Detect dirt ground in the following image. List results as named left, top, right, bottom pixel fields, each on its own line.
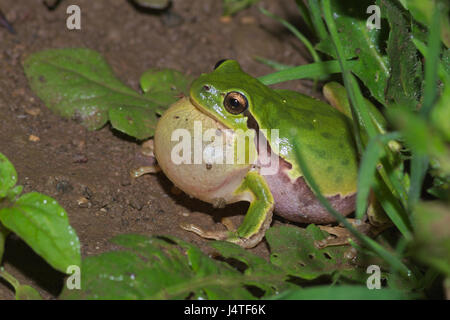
left=0, top=0, right=316, bottom=299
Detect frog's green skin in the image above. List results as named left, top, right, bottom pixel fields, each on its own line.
left=154, top=60, right=358, bottom=248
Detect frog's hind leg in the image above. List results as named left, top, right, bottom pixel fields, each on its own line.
left=181, top=171, right=274, bottom=248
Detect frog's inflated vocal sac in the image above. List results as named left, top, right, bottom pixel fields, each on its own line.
left=153, top=60, right=358, bottom=248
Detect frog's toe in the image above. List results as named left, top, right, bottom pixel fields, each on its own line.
left=130, top=165, right=161, bottom=178
left=179, top=222, right=263, bottom=248
left=220, top=217, right=236, bottom=232
left=180, top=222, right=236, bottom=242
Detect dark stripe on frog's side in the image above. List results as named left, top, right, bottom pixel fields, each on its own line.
left=262, top=155, right=356, bottom=224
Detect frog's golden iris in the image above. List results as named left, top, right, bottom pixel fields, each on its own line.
left=223, top=91, right=248, bottom=115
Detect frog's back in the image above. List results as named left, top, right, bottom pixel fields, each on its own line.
left=253, top=88, right=358, bottom=198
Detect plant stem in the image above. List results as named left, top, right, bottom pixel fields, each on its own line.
left=0, top=267, right=20, bottom=291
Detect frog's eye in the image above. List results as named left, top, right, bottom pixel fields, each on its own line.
left=223, top=91, right=248, bottom=115
left=214, top=59, right=228, bottom=70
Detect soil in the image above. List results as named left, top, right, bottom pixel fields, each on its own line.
left=0, top=0, right=317, bottom=299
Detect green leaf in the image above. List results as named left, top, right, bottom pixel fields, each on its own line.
left=140, top=68, right=192, bottom=107
left=316, top=0, right=390, bottom=104
left=108, top=106, right=157, bottom=140
left=60, top=234, right=286, bottom=299
left=23, top=49, right=190, bottom=140
left=381, top=0, right=422, bottom=108
left=210, top=241, right=295, bottom=296
left=266, top=225, right=365, bottom=281
left=0, top=192, right=81, bottom=273
left=268, top=285, right=411, bottom=300
left=0, top=153, right=17, bottom=198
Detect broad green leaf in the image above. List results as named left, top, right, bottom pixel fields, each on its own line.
left=266, top=225, right=365, bottom=281
left=268, top=285, right=411, bottom=300
left=23, top=49, right=190, bottom=139
left=210, top=241, right=295, bottom=297
left=140, top=68, right=192, bottom=107
left=60, top=234, right=281, bottom=300
left=222, top=0, right=262, bottom=16
left=0, top=153, right=17, bottom=198
left=380, top=0, right=422, bottom=108
left=108, top=106, right=157, bottom=140
left=316, top=0, right=390, bottom=104
left=0, top=192, right=81, bottom=273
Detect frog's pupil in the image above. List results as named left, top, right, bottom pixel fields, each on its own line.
left=231, top=98, right=240, bottom=108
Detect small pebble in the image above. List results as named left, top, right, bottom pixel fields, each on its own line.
left=28, top=134, right=40, bottom=142
left=240, top=16, right=256, bottom=24
left=220, top=16, right=231, bottom=23
left=24, top=107, right=41, bottom=116
left=77, top=197, right=90, bottom=208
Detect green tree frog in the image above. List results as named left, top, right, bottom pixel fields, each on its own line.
left=149, top=60, right=359, bottom=248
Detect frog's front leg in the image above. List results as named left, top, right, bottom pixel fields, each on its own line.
left=130, top=139, right=161, bottom=178
left=181, top=171, right=274, bottom=248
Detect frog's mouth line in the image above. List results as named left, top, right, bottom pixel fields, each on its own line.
left=188, top=95, right=233, bottom=130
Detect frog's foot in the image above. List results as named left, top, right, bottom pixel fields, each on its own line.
left=131, top=165, right=161, bottom=178
left=180, top=209, right=272, bottom=248
left=315, top=218, right=389, bottom=249
left=181, top=171, right=274, bottom=248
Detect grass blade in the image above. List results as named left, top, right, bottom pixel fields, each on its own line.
left=258, top=60, right=356, bottom=85
left=259, top=7, right=321, bottom=63
left=420, top=3, right=441, bottom=118
left=253, top=56, right=293, bottom=71
left=356, top=132, right=401, bottom=219
left=307, top=0, right=328, bottom=41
